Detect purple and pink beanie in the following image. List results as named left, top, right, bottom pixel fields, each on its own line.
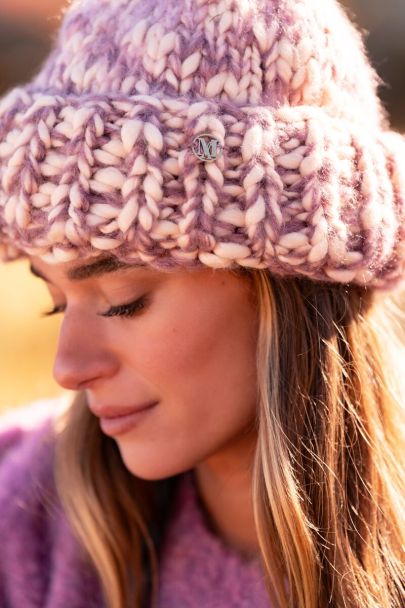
left=0, top=0, right=404, bottom=291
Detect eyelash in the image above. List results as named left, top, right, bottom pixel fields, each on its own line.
left=40, top=296, right=147, bottom=319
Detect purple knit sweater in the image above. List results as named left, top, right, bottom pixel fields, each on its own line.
left=0, top=400, right=270, bottom=607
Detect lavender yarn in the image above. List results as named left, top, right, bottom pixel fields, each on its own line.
left=0, top=0, right=404, bottom=291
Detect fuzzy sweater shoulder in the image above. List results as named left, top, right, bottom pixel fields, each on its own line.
left=0, top=396, right=105, bottom=608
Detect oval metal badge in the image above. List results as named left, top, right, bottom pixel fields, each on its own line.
left=192, top=133, right=223, bottom=162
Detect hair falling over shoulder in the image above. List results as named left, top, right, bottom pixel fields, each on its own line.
left=52, top=270, right=405, bottom=608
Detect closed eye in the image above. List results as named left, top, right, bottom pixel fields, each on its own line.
left=40, top=296, right=148, bottom=319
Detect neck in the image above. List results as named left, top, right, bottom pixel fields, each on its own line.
left=192, top=434, right=260, bottom=561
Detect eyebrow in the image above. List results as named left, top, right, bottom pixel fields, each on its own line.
left=29, top=256, right=137, bottom=284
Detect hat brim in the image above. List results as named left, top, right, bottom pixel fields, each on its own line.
left=0, top=88, right=404, bottom=290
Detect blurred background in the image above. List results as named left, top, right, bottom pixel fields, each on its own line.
left=0, top=0, right=404, bottom=411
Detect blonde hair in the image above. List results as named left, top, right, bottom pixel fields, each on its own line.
left=52, top=270, right=405, bottom=608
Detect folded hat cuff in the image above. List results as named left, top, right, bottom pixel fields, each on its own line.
left=0, top=88, right=404, bottom=291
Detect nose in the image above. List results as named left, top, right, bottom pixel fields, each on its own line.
left=52, top=313, right=119, bottom=391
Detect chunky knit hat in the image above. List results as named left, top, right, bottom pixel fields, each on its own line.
left=0, top=0, right=404, bottom=291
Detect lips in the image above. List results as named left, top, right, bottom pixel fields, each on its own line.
left=89, top=402, right=159, bottom=418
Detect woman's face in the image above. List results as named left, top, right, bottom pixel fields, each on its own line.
left=29, top=254, right=260, bottom=480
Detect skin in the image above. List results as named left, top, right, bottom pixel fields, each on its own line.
left=29, top=254, right=261, bottom=560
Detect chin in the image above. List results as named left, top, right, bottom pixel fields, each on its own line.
left=116, top=445, right=193, bottom=481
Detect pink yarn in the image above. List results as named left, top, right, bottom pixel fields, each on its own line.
left=0, top=0, right=404, bottom=291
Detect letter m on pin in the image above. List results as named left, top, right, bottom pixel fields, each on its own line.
left=192, top=133, right=223, bottom=162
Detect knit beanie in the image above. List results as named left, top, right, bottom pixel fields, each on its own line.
left=0, top=0, right=404, bottom=291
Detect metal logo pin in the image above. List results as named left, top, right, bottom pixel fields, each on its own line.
left=191, top=133, right=223, bottom=162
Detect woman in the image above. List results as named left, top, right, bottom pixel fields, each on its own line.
left=0, top=0, right=404, bottom=607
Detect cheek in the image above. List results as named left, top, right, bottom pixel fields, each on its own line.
left=112, top=276, right=258, bottom=418
left=138, top=295, right=258, bottom=409
left=134, top=308, right=220, bottom=380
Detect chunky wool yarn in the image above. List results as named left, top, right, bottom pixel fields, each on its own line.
left=0, top=0, right=405, bottom=291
